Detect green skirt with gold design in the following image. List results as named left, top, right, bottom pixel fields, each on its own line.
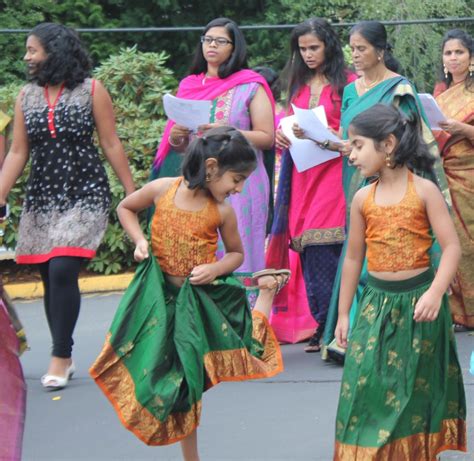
left=335, top=269, right=466, bottom=460
left=90, top=255, right=283, bottom=446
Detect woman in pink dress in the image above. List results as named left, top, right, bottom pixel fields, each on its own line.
left=267, top=18, right=357, bottom=349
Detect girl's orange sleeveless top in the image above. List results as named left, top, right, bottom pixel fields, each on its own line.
left=151, top=177, right=221, bottom=277
left=362, top=171, right=432, bottom=272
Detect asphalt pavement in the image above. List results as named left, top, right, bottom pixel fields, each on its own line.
left=16, top=292, right=473, bottom=461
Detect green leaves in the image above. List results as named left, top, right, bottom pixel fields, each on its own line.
left=87, top=47, right=177, bottom=274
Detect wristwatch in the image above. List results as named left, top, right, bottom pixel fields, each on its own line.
left=321, top=139, right=330, bottom=149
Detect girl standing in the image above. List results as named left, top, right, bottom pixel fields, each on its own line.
left=334, top=105, right=466, bottom=459
left=0, top=23, right=135, bottom=389
left=91, top=127, right=285, bottom=460
left=267, top=18, right=357, bottom=348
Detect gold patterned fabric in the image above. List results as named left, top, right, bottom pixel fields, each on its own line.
left=0, top=110, right=10, bottom=133
left=363, top=171, right=432, bottom=272
left=335, top=269, right=466, bottom=460
left=151, top=177, right=221, bottom=277
left=90, top=256, right=283, bottom=446
left=434, top=82, right=474, bottom=327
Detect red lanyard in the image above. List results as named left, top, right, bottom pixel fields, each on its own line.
left=44, top=83, right=65, bottom=138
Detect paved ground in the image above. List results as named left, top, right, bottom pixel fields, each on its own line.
left=17, top=292, right=473, bottom=460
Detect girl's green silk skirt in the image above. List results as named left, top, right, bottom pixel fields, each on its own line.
left=335, top=269, right=466, bottom=460
left=90, top=256, right=283, bottom=446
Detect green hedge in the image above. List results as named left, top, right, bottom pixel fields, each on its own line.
left=1, top=47, right=177, bottom=274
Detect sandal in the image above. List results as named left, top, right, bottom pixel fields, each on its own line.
left=252, top=268, right=291, bottom=294
left=453, top=323, right=474, bottom=333
left=304, top=324, right=325, bottom=353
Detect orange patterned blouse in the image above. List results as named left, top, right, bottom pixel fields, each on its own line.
left=363, top=171, right=432, bottom=272
left=151, top=177, right=221, bottom=277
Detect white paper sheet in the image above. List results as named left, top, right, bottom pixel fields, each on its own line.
left=280, top=114, right=340, bottom=172
left=291, top=104, right=341, bottom=143
left=163, top=94, right=211, bottom=132
left=418, top=93, right=447, bottom=130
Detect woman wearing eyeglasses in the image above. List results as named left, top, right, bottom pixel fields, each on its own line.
left=152, top=17, right=275, bottom=297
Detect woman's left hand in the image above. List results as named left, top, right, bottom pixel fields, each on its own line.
left=197, top=123, right=221, bottom=133
left=292, top=123, right=305, bottom=139
left=413, top=289, right=442, bottom=322
left=189, top=264, right=218, bottom=285
left=438, top=119, right=464, bottom=136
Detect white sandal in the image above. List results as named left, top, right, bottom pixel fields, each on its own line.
left=41, top=362, right=76, bottom=390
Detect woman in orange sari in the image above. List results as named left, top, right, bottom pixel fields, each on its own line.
left=434, top=29, right=474, bottom=330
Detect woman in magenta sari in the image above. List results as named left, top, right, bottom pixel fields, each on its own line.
left=0, top=281, right=26, bottom=461
left=267, top=18, right=357, bottom=347
left=151, top=18, right=275, bottom=296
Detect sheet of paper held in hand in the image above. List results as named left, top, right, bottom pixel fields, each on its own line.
left=280, top=106, right=340, bottom=172
left=418, top=93, right=447, bottom=130
left=163, top=94, right=211, bottom=132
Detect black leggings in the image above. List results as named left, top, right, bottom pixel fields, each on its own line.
left=38, top=257, right=82, bottom=358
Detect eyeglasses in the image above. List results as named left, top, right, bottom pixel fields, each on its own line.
left=200, top=35, right=233, bottom=47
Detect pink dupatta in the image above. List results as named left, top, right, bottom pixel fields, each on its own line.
left=154, top=69, right=275, bottom=169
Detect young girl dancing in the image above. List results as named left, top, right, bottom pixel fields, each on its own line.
left=90, top=126, right=286, bottom=460
left=334, top=104, right=466, bottom=459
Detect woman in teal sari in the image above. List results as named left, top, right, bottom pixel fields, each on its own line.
left=322, top=21, right=450, bottom=361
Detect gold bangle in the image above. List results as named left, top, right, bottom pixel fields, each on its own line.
left=168, top=135, right=185, bottom=147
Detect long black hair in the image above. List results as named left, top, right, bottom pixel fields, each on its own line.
left=350, top=21, right=400, bottom=73
left=439, top=29, right=473, bottom=92
left=182, top=126, right=257, bottom=190
left=350, top=104, right=435, bottom=174
left=189, top=18, right=248, bottom=79
left=28, top=23, right=92, bottom=89
left=282, top=18, right=348, bottom=106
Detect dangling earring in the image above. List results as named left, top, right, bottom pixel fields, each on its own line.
left=206, top=173, right=211, bottom=182
left=443, top=64, right=448, bottom=79
left=470, top=62, right=474, bottom=78
left=385, top=152, right=392, bottom=168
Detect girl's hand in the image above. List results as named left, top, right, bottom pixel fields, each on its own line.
left=197, top=123, right=221, bottom=133
left=335, top=315, right=350, bottom=349
left=413, top=289, right=442, bottom=322
left=438, top=119, right=463, bottom=136
left=189, top=264, right=218, bottom=285
left=275, top=128, right=291, bottom=150
left=134, top=239, right=149, bottom=262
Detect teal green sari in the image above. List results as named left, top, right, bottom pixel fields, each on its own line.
left=322, top=77, right=450, bottom=360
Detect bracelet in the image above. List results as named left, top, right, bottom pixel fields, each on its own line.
left=168, top=135, right=185, bottom=147
left=321, top=139, right=330, bottom=150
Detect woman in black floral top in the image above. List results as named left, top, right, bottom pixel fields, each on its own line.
left=0, top=23, right=135, bottom=389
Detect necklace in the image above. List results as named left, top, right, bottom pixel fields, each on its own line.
left=361, top=70, right=388, bottom=92
left=44, top=83, right=65, bottom=138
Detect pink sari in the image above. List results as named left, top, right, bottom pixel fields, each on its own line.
left=154, top=69, right=275, bottom=169
left=267, top=76, right=356, bottom=343
left=0, top=297, right=26, bottom=461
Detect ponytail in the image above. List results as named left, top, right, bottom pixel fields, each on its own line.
left=392, top=113, right=434, bottom=172
left=349, top=104, right=434, bottom=174
left=182, top=126, right=257, bottom=189
left=383, top=43, right=400, bottom=73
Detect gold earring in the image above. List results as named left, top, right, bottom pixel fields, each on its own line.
left=443, top=64, right=448, bottom=79
left=385, top=152, right=392, bottom=168
left=206, top=173, right=211, bottom=182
